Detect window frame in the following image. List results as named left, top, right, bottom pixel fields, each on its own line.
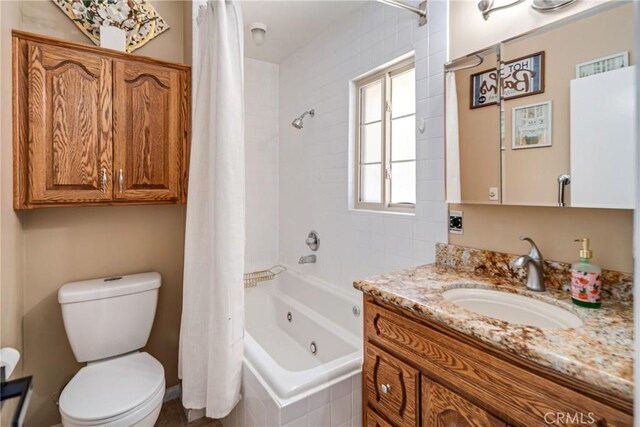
left=354, top=57, right=416, bottom=213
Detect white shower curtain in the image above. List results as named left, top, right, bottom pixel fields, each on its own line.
left=179, top=0, right=245, bottom=418
left=445, top=71, right=461, bottom=203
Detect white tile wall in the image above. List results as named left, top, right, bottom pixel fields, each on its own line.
left=245, top=58, right=280, bottom=272
left=278, top=0, right=449, bottom=295
left=222, top=367, right=362, bottom=427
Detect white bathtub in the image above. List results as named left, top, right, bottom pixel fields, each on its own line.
left=244, top=269, right=362, bottom=406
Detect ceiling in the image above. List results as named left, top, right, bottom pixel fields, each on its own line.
left=241, top=0, right=367, bottom=64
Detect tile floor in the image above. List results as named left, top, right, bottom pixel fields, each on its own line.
left=156, top=399, right=222, bottom=427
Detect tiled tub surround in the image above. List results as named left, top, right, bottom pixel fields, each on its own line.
left=353, top=243, right=633, bottom=401
left=223, top=364, right=362, bottom=427
left=223, top=269, right=362, bottom=427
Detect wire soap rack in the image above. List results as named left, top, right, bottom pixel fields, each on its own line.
left=243, top=265, right=287, bottom=288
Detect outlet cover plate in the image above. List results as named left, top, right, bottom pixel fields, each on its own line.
left=449, top=210, right=463, bottom=235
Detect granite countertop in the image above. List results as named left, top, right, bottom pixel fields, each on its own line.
left=353, top=258, right=634, bottom=402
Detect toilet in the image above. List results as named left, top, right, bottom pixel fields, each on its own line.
left=57, top=272, right=165, bottom=427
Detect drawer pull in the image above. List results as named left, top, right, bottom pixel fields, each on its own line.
left=380, top=384, right=391, bottom=394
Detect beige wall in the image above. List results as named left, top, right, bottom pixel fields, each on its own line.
left=0, top=2, right=189, bottom=426
left=449, top=0, right=634, bottom=273
left=449, top=205, right=633, bottom=272
left=1, top=3, right=25, bottom=426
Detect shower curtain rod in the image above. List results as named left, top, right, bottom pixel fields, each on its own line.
left=445, top=54, right=484, bottom=72
left=377, top=0, right=428, bottom=26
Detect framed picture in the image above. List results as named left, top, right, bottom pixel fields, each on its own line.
left=576, top=52, right=629, bottom=78
left=512, top=101, right=552, bottom=150
left=502, top=51, right=545, bottom=100
left=52, top=0, right=170, bottom=53
left=470, top=68, right=499, bottom=109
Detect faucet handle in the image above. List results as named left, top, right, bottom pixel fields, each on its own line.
left=519, top=236, right=543, bottom=260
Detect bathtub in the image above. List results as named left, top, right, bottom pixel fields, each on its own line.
left=244, top=269, right=362, bottom=406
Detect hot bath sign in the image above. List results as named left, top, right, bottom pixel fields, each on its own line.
left=470, top=51, right=545, bottom=108
left=502, top=51, right=545, bottom=100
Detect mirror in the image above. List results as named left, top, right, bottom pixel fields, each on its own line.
left=445, top=2, right=635, bottom=209
left=445, top=46, right=501, bottom=204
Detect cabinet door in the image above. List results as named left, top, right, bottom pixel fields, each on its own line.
left=113, top=60, right=181, bottom=201
left=422, top=379, right=507, bottom=427
left=365, top=344, right=419, bottom=426
left=27, top=42, right=113, bottom=204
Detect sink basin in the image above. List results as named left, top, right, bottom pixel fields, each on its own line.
left=442, top=288, right=582, bottom=329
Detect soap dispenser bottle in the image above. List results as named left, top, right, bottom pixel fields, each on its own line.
left=570, top=238, right=602, bottom=308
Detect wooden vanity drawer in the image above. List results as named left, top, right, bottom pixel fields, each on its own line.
left=364, top=344, right=419, bottom=426
left=364, top=297, right=633, bottom=426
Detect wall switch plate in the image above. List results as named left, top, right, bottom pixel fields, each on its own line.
left=489, top=187, right=499, bottom=201
left=449, top=210, right=463, bottom=235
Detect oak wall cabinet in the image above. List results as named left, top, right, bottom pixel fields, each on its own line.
left=12, top=31, right=191, bottom=209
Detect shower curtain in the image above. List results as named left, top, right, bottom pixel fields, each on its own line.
left=179, top=0, right=245, bottom=418
left=445, top=71, right=461, bottom=203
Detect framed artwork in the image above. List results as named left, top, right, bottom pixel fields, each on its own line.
left=470, top=68, right=499, bottom=109
left=576, top=52, right=629, bottom=78
left=51, top=0, right=170, bottom=53
left=512, top=101, right=552, bottom=150
left=502, top=51, right=545, bottom=100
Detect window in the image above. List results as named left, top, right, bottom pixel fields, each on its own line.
left=355, top=58, right=416, bottom=212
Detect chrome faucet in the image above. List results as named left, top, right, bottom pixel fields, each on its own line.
left=298, top=254, right=316, bottom=264
left=513, top=237, right=545, bottom=292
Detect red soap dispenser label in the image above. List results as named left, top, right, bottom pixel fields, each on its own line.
left=570, top=270, right=602, bottom=307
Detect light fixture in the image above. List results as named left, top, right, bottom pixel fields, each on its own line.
left=249, top=23, right=267, bottom=46
left=531, top=0, right=579, bottom=13
left=478, top=0, right=526, bottom=20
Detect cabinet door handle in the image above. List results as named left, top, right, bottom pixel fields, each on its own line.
left=380, top=384, right=391, bottom=394
left=101, top=168, right=107, bottom=193
left=557, top=174, right=571, bottom=207
left=118, top=169, right=124, bottom=193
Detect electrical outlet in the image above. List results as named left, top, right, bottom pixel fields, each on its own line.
left=449, top=210, right=463, bottom=235
left=489, top=187, right=499, bottom=201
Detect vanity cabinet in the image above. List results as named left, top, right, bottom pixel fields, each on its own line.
left=362, top=296, right=633, bottom=426
left=13, top=31, right=191, bottom=209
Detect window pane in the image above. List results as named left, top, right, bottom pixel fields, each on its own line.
left=361, top=123, right=382, bottom=163
left=361, top=81, right=382, bottom=123
left=391, top=116, right=416, bottom=161
left=360, top=164, right=381, bottom=203
left=391, top=69, right=415, bottom=118
left=391, top=161, right=416, bottom=204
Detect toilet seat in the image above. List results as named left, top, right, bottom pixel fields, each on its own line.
left=60, top=352, right=165, bottom=426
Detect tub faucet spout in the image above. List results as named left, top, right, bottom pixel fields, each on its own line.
left=299, top=255, right=316, bottom=264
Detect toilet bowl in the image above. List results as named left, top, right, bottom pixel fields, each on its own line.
left=59, top=352, right=165, bottom=427
left=58, top=273, right=164, bottom=427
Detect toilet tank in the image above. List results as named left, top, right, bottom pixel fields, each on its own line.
left=58, top=272, right=161, bottom=363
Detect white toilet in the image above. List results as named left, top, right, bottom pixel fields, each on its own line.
left=57, top=272, right=165, bottom=427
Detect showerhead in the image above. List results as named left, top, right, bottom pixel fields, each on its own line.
left=292, top=109, right=315, bottom=129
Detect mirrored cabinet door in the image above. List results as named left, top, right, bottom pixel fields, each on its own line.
left=446, top=46, right=501, bottom=204
left=444, top=1, right=635, bottom=209
left=500, top=2, right=634, bottom=207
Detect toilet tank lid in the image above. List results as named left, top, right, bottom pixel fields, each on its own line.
left=58, top=272, right=161, bottom=304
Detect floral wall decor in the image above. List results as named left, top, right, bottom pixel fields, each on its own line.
left=52, top=0, right=170, bottom=53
